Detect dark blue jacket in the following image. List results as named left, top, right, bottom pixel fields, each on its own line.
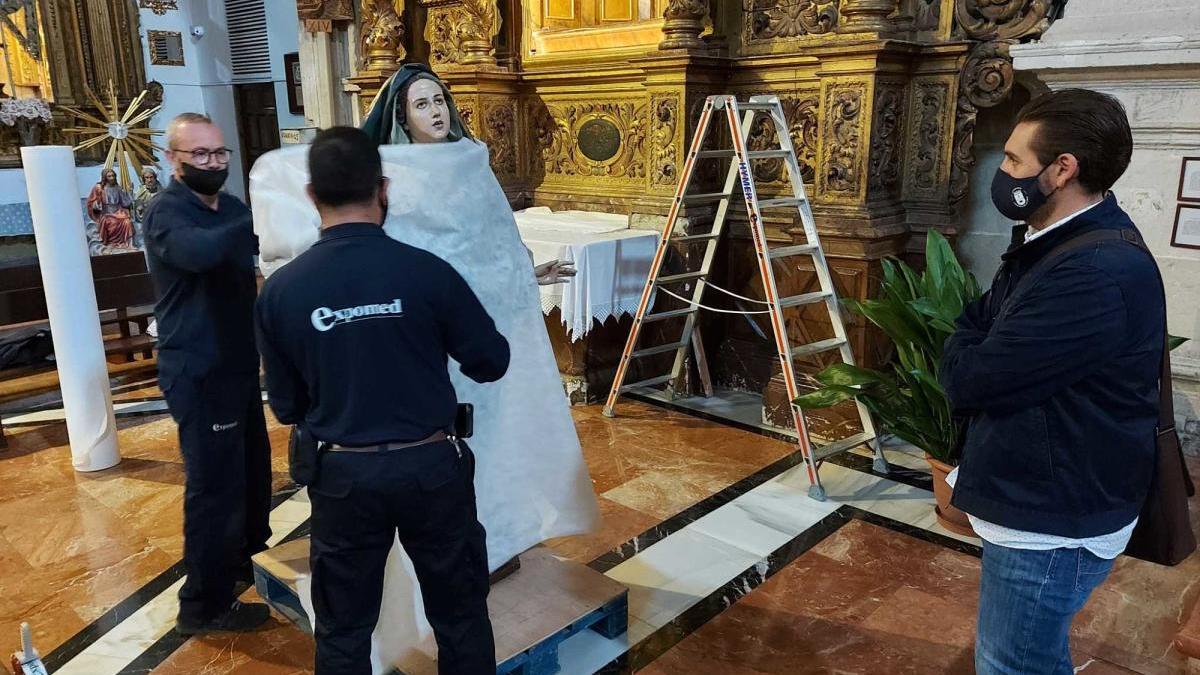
left=942, top=194, right=1164, bottom=538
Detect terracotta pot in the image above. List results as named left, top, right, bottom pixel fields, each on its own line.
left=925, top=454, right=977, bottom=538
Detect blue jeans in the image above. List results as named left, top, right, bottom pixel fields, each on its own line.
left=976, top=540, right=1115, bottom=674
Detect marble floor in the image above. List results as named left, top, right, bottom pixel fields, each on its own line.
left=1, top=379, right=1198, bottom=674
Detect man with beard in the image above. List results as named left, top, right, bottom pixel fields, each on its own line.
left=941, top=90, right=1166, bottom=674
left=144, top=113, right=273, bottom=635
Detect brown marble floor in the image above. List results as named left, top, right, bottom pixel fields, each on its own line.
left=4, top=385, right=1199, bottom=675
left=641, top=475, right=1200, bottom=675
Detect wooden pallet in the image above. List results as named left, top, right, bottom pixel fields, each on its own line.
left=253, top=538, right=628, bottom=675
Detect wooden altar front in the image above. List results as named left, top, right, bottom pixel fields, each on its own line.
left=299, top=0, right=1064, bottom=417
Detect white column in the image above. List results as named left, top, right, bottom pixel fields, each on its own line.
left=21, top=146, right=120, bottom=472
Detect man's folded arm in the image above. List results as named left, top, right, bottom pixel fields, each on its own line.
left=940, top=263, right=1126, bottom=413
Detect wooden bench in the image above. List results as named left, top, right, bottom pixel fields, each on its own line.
left=0, top=252, right=159, bottom=448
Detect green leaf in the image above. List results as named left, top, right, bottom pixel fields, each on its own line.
left=815, top=363, right=888, bottom=387
left=1169, top=334, right=1189, bottom=351
left=793, top=385, right=861, bottom=409
left=925, top=230, right=952, bottom=293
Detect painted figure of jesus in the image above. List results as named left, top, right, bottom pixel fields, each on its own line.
left=87, top=168, right=135, bottom=248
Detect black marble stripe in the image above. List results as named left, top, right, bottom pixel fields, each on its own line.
left=587, top=440, right=813, bottom=573
left=615, top=507, right=853, bottom=671
left=601, top=505, right=980, bottom=672
left=115, top=631, right=187, bottom=674
left=625, top=391, right=934, bottom=492
left=846, top=505, right=982, bottom=558
left=39, top=483, right=304, bottom=672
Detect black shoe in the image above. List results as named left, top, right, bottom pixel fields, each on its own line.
left=175, top=601, right=270, bottom=636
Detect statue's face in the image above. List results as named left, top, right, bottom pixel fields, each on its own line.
left=102, top=170, right=116, bottom=185
left=405, top=79, right=450, bottom=144
left=142, top=171, right=157, bottom=186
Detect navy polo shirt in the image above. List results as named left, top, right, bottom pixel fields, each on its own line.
left=143, top=180, right=260, bottom=383
left=254, top=222, right=510, bottom=446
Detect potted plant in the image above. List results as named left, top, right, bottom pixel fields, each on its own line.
left=0, top=97, right=53, bottom=147
left=793, top=230, right=981, bottom=536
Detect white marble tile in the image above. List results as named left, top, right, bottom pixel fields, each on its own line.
left=606, top=528, right=761, bottom=630
left=83, top=578, right=183, bottom=660
left=54, top=503, right=312, bottom=672
left=47, top=652, right=131, bottom=675
left=687, top=476, right=840, bottom=558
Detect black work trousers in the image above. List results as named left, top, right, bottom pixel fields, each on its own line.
left=163, top=373, right=273, bottom=623
left=309, top=440, right=495, bottom=675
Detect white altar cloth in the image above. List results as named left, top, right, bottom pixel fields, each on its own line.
left=514, top=208, right=659, bottom=341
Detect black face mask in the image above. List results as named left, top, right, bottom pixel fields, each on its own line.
left=179, top=163, right=229, bottom=196
left=990, top=163, right=1056, bottom=222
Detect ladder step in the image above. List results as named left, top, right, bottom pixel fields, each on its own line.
left=738, top=102, right=777, bottom=111
left=642, top=307, right=698, bottom=323
left=681, top=192, right=730, bottom=203
left=671, top=232, right=719, bottom=243
left=778, top=291, right=831, bottom=308
left=768, top=244, right=818, bottom=259
left=811, top=432, right=875, bottom=462
left=758, top=198, right=803, bottom=209
left=790, top=337, right=846, bottom=358
left=618, top=374, right=674, bottom=393
left=696, top=149, right=791, bottom=160
left=631, top=341, right=689, bottom=359
left=656, top=271, right=706, bottom=285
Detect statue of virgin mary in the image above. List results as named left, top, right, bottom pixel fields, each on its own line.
left=249, top=64, right=599, bottom=673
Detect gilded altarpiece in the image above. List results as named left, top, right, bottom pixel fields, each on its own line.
left=1, top=0, right=146, bottom=166
left=320, top=0, right=1065, bottom=407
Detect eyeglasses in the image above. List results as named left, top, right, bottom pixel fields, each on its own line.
left=171, top=147, right=233, bottom=165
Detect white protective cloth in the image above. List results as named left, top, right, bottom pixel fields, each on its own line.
left=250, top=140, right=600, bottom=672
left=514, top=208, right=659, bottom=341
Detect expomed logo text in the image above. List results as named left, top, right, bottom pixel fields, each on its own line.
left=311, top=299, right=404, bottom=332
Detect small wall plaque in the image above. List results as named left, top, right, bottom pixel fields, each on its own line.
left=1179, top=157, right=1200, bottom=203
left=1172, top=204, right=1200, bottom=250
left=578, top=118, right=621, bottom=162
left=148, top=30, right=185, bottom=66
left=284, top=53, right=303, bottom=115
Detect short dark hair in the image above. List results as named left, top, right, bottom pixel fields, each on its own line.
left=308, top=126, right=383, bottom=207
left=1016, top=89, right=1132, bottom=194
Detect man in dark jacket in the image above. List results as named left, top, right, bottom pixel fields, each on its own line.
left=145, top=113, right=272, bottom=635
left=255, top=127, right=509, bottom=675
left=941, top=89, right=1164, bottom=674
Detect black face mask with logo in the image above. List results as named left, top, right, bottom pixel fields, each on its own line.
left=179, top=163, right=229, bottom=196
left=990, top=163, right=1056, bottom=222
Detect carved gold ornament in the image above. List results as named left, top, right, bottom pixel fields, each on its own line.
left=955, top=0, right=1054, bottom=41
left=137, top=0, right=178, bottom=15
left=748, top=0, right=838, bottom=41
left=60, top=81, right=163, bottom=190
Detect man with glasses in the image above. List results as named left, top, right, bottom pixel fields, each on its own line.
left=144, top=112, right=273, bottom=635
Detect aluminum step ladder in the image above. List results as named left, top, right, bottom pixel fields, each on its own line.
left=602, top=94, right=887, bottom=501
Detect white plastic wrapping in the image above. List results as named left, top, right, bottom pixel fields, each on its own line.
left=21, top=146, right=120, bottom=472
left=251, top=140, right=599, bottom=671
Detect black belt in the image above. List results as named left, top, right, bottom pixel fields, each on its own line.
left=325, top=430, right=448, bottom=453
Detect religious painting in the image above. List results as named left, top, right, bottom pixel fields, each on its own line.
left=1178, top=157, right=1200, bottom=203
left=1172, top=204, right=1200, bottom=251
